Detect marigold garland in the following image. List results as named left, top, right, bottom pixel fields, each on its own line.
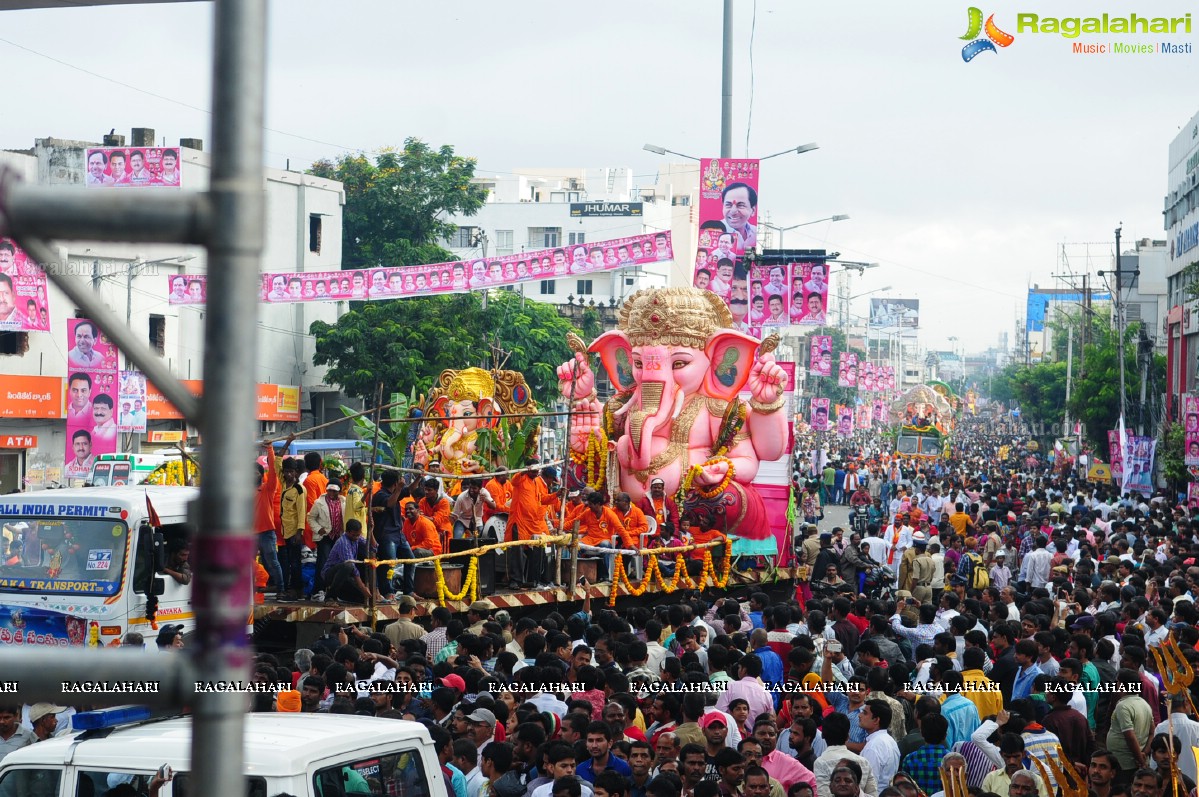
left=606, top=541, right=732, bottom=605
left=435, top=555, right=479, bottom=605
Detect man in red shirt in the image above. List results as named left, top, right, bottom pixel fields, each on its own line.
left=636, top=477, right=679, bottom=531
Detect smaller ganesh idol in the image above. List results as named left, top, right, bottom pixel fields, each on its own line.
left=428, top=368, right=500, bottom=496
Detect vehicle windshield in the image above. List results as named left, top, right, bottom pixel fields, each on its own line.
left=0, top=517, right=129, bottom=596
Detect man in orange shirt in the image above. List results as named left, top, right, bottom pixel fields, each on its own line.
left=418, top=478, right=452, bottom=547
left=254, top=444, right=284, bottom=599
left=300, top=451, right=328, bottom=549
left=403, top=501, right=442, bottom=557
left=483, top=473, right=512, bottom=522
left=507, top=460, right=558, bottom=589
left=614, top=492, right=649, bottom=548
left=577, top=492, right=627, bottom=582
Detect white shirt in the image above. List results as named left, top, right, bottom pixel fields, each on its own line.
left=1154, top=713, right=1199, bottom=783
left=860, top=728, right=900, bottom=788
left=533, top=781, right=594, bottom=797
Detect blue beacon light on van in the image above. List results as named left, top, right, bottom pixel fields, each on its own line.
left=72, top=706, right=152, bottom=730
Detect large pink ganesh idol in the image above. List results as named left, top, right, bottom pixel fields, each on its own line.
left=556, top=287, right=787, bottom=539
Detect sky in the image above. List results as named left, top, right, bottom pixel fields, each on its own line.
left=1, top=0, right=1196, bottom=354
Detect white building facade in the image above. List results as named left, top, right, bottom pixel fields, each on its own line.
left=442, top=165, right=697, bottom=312
left=0, top=134, right=347, bottom=490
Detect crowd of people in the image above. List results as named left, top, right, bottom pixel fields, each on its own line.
left=7, top=408, right=1198, bottom=797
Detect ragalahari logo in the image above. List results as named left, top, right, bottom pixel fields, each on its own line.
left=960, top=7, right=1015, bottom=61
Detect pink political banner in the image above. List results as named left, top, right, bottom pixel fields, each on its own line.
left=232, top=231, right=674, bottom=305
left=1188, top=482, right=1199, bottom=510
left=873, top=399, right=887, bottom=426
left=65, top=319, right=119, bottom=481
left=697, top=158, right=760, bottom=259
left=1107, top=429, right=1124, bottom=483
left=748, top=264, right=791, bottom=327
left=861, top=362, right=876, bottom=392
left=85, top=146, right=183, bottom=188
left=1185, top=394, right=1199, bottom=466
left=855, top=404, right=872, bottom=431
left=794, top=262, right=830, bottom=326
left=118, top=371, right=147, bottom=433
left=809, top=335, right=832, bottom=377
left=838, top=353, right=858, bottom=388
left=836, top=405, right=854, bottom=437
left=810, top=398, right=830, bottom=432
left=167, top=274, right=207, bottom=306
left=0, top=238, right=50, bottom=332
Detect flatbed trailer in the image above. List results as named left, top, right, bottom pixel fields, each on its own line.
left=252, top=565, right=800, bottom=650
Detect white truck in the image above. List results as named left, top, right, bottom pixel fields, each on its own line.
left=0, top=706, right=446, bottom=797
left=0, top=487, right=197, bottom=647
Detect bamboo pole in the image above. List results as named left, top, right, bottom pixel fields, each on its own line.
left=366, top=381, right=383, bottom=631
left=563, top=354, right=583, bottom=591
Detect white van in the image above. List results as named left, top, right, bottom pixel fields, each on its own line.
left=0, top=707, right=446, bottom=797
left=0, top=487, right=197, bottom=647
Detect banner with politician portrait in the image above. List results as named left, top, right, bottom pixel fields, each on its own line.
left=228, top=231, right=673, bottom=305
left=85, top=146, right=183, bottom=188
left=118, top=371, right=148, bottom=433
left=1185, top=394, right=1199, bottom=467
left=873, top=399, right=887, bottom=427
left=809, top=336, right=832, bottom=378
left=65, top=319, right=118, bottom=482
left=836, top=405, right=855, bottom=437
left=860, top=362, right=876, bottom=392
left=748, top=264, right=790, bottom=326
left=0, top=238, right=50, bottom=332
left=855, top=404, right=872, bottom=431
left=1188, top=482, right=1199, bottom=510
left=696, top=158, right=760, bottom=261
left=794, top=262, right=829, bottom=326
left=869, top=298, right=920, bottom=328
left=810, top=398, right=831, bottom=432
left=838, top=353, right=858, bottom=389
left=1121, top=435, right=1155, bottom=495
left=167, top=275, right=208, bottom=306
left=1107, top=430, right=1124, bottom=483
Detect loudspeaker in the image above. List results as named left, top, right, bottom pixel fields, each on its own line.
left=449, top=538, right=496, bottom=595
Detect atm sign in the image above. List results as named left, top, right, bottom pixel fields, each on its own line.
left=0, top=436, right=37, bottom=449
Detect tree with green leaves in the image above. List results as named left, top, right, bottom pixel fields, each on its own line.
left=309, top=138, right=487, bottom=266
left=311, top=290, right=580, bottom=407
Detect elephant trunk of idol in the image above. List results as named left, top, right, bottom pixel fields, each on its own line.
left=621, top=379, right=685, bottom=471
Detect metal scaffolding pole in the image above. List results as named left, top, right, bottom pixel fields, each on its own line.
left=0, top=0, right=267, bottom=789
left=190, top=4, right=268, bottom=797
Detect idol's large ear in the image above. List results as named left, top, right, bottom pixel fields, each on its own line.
left=589, top=331, right=637, bottom=393
left=703, top=330, right=759, bottom=401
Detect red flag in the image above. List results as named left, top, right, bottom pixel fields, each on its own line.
left=145, top=492, right=162, bottom=528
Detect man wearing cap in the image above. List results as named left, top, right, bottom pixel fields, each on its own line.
left=637, top=478, right=679, bottom=531
left=156, top=623, right=185, bottom=651
left=467, top=707, right=498, bottom=763
left=385, top=595, right=425, bottom=646
left=898, top=531, right=925, bottom=594
left=990, top=551, right=1012, bottom=590
left=0, top=705, right=33, bottom=761
left=307, top=479, right=346, bottom=600
left=467, top=600, right=491, bottom=635
left=27, top=703, right=64, bottom=742
left=910, top=536, right=936, bottom=604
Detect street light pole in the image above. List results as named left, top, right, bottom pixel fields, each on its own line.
left=721, top=0, right=733, bottom=157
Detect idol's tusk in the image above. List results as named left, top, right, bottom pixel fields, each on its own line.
left=670, top=390, right=685, bottom=421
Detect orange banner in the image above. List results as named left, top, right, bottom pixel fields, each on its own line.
left=146, top=380, right=300, bottom=422
left=0, top=376, right=63, bottom=418
left=0, top=435, right=37, bottom=448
